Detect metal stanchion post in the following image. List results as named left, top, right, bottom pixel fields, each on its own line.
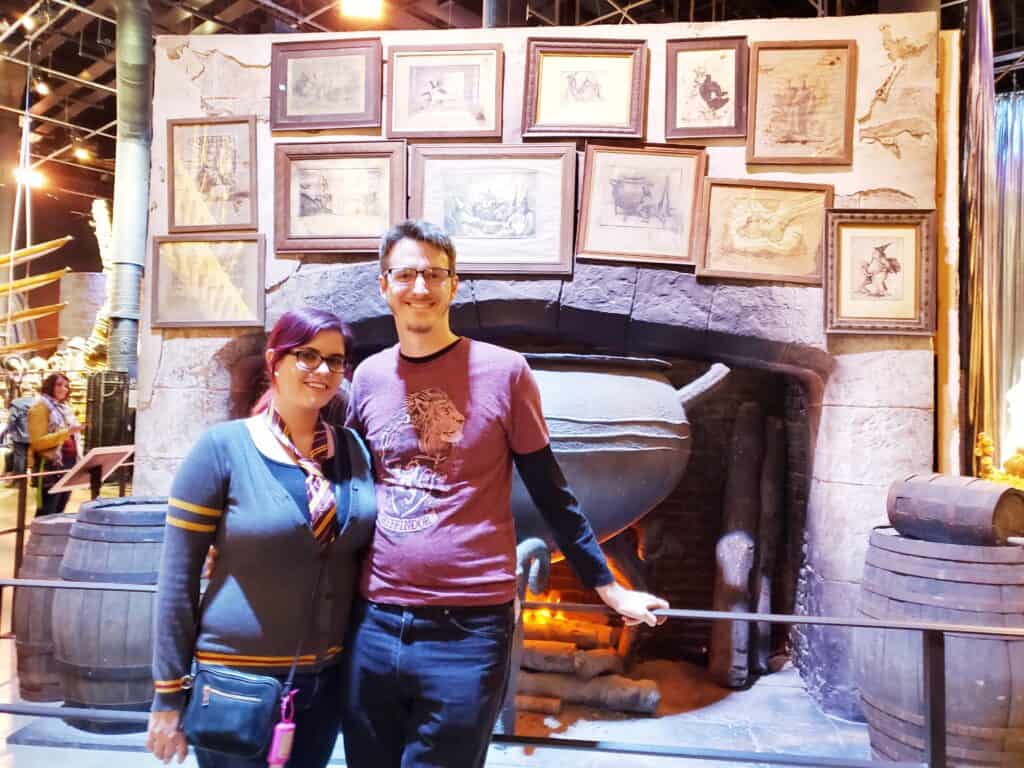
left=14, top=472, right=27, bottom=576
left=922, top=629, right=947, bottom=768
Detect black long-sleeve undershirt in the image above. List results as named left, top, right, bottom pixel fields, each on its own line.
left=512, top=445, right=615, bottom=589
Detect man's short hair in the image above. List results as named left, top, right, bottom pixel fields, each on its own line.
left=379, top=219, right=457, bottom=274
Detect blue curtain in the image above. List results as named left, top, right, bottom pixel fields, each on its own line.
left=996, top=92, right=1024, bottom=462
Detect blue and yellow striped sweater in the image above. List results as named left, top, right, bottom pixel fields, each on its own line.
left=151, top=419, right=376, bottom=711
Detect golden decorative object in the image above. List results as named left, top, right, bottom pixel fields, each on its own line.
left=975, top=432, right=1024, bottom=491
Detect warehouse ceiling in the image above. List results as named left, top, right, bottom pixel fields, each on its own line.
left=0, top=0, right=1019, bottom=201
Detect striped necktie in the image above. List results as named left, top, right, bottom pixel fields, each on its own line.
left=266, top=406, right=339, bottom=549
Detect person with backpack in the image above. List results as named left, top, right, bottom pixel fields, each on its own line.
left=4, top=393, right=35, bottom=480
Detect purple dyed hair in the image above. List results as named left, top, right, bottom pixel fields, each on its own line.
left=251, top=308, right=354, bottom=416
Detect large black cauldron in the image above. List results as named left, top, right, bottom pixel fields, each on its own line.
left=512, top=355, right=728, bottom=549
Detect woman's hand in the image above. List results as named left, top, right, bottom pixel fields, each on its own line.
left=146, top=709, right=188, bottom=764
left=595, top=582, right=670, bottom=627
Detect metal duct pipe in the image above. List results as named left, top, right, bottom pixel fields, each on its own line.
left=109, top=0, right=152, bottom=376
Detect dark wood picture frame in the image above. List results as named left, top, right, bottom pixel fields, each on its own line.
left=577, top=143, right=707, bottom=266
left=409, top=142, right=576, bottom=276
left=826, top=208, right=937, bottom=335
left=747, top=39, right=857, bottom=165
left=521, top=37, right=648, bottom=139
left=386, top=43, right=504, bottom=139
left=167, top=115, right=258, bottom=233
left=274, top=140, right=406, bottom=254
left=665, top=36, right=748, bottom=140
left=151, top=234, right=265, bottom=328
left=270, top=38, right=382, bottom=131
left=695, top=177, right=834, bottom=285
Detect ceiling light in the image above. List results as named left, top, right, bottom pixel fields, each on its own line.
left=73, top=145, right=92, bottom=161
left=33, top=77, right=51, bottom=96
left=339, top=0, right=382, bottom=19
left=21, top=13, right=35, bottom=32
left=13, top=167, right=45, bottom=188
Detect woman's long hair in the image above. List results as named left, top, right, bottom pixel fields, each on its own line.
left=40, top=372, right=70, bottom=402
left=251, top=308, right=354, bottom=421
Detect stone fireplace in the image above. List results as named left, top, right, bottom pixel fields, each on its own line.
left=135, top=12, right=947, bottom=723
left=135, top=260, right=935, bottom=720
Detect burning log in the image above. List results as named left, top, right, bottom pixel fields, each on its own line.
left=518, top=671, right=660, bottom=715
left=521, top=640, right=577, bottom=674
left=753, top=416, right=785, bottom=674
left=523, top=618, right=620, bottom=649
left=515, top=694, right=562, bottom=715
left=573, top=648, right=624, bottom=681
left=709, top=401, right=763, bottom=689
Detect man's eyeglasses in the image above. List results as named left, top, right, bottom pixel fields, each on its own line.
left=288, top=348, right=346, bottom=374
left=383, top=267, right=453, bottom=286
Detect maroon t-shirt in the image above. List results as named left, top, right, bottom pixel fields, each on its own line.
left=347, top=338, right=549, bottom=605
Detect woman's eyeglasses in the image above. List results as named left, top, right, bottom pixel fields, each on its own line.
left=288, top=348, right=346, bottom=374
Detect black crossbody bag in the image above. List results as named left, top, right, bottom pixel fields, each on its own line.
left=181, top=559, right=325, bottom=758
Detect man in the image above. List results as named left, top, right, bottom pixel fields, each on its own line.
left=342, top=219, right=668, bottom=768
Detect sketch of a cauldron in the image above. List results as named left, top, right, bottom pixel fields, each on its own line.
left=609, top=175, right=673, bottom=227
left=512, top=355, right=729, bottom=550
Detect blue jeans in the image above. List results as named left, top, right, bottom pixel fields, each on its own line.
left=341, top=599, right=515, bottom=768
left=194, top=663, right=343, bottom=768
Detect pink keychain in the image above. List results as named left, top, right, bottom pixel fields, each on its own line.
left=267, top=688, right=299, bottom=767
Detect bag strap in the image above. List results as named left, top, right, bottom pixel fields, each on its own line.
left=281, top=554, right=327, bottom=696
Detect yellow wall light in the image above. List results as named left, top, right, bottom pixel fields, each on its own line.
left=340, top=0, right=383, bottom=20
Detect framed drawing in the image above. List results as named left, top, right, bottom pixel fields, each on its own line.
left=387, top=44, right=503, bottom=139
left=270, top=38, right=382, bottom=131
left=167, top=116, right=257, bottom=233
left=695, top=178, right=833, bottom=284
left=826, top=209, right=936, bottom=335
left=747, top=40, right=857, bottom=165
left=577, top=143, right=707, bottom=266
left=666, top=37, right=747, bottom=139
left=274, top=141, right=406, bottom=254
left=151, top=234, right=265, bottom=328
left=409, top=143, right=576, bottom=275
left=521, top=38, right=647, bottom=139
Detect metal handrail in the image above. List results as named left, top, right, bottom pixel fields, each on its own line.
left=1, top=582, right=1019, bottom=766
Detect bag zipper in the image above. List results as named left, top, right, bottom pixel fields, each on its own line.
left=202, top=684, right=263, bottom=706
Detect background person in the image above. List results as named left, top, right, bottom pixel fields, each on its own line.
left=27, top=372, right=81, bottom=516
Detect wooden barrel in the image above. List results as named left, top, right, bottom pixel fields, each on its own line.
left=13, top=514, right=76, bottom=701
left=51, top=497, right=167, bottom=733
left=887, top=473, right=1024, bottom=545
left=855, top=526, right=1024, bottom=766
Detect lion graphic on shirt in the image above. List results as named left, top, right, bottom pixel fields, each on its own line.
left=406, top=387, right=466, bottom=457
left=377, top=387, right=465, bottom=533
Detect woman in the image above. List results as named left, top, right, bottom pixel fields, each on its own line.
left=27, top=372, right=82, bottom=516
left=146, top=308, right=377, bottom=767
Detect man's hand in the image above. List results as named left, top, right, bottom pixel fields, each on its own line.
left=146, top=709, right=188, bottom=764
left=595, top=582, right=669, bottom=627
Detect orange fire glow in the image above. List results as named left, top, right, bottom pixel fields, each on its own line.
left=523, top=589, right=567, bottom=625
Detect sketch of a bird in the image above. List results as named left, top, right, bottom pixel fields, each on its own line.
left=698, top=74, right=730, bottom=111
left=880, top=24, right=929, bottom=62
left=421, top=79, right=448, bottom=105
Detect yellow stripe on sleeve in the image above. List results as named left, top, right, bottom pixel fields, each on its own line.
left=167, top=515, right=217, bottom=533
left=169, top=497, right=223, bottom=518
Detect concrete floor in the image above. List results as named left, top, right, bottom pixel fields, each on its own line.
left=0, top=484, right=872, bottom=767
